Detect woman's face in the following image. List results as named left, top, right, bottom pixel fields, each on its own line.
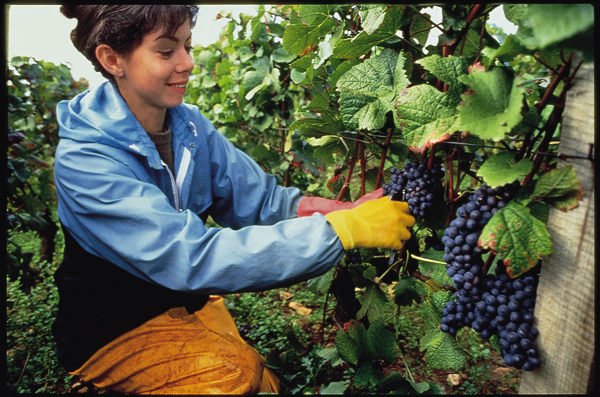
left=115, top=19, right=194, bottom=128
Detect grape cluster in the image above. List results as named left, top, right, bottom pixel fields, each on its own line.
left=438, top=182, right=541, bottom=370
left=383, top=158, right=443, bottom=217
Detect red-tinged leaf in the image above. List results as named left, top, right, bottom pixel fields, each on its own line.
left=479, top=201, right=552, bottom=278
left=548, top=191, right=582, bottom=212
left=531, top=164, right=582, bottom=199
left=327, top=174, right=345, bottom=192
left=395, top=85, right=461, bottom=154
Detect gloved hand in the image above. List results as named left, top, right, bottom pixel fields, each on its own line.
left=297, top=188, right=384, bottom=217
left=324, top=197, right=415, bottom=250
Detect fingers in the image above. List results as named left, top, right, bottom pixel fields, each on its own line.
left=388, top=200, right=415, bottom=243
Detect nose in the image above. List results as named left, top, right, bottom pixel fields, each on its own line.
left=176, top=50, right=195, bottom=74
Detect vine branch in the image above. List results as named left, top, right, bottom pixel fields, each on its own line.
left=337, top=139, right=360, bottom=201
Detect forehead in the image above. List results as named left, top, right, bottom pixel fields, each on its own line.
left=148, top=19, right=192, bottom=43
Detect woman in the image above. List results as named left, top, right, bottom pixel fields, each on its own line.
left=53, top=5, right=414, bottom=394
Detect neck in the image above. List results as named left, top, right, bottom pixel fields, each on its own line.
left=113, top=82, right=167, bottom=133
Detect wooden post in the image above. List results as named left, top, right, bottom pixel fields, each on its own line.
left=519, top=61, right=595, bottom=393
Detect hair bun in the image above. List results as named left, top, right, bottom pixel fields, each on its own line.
left=60, top=5, right=78, bottom=19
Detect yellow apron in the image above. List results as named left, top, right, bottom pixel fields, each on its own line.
left=70, top=296, right=280, bottom=394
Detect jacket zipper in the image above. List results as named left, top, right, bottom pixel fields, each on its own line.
left=176, top=147, right=191, bottom=195
left=162, top=161, right=182, bottom=212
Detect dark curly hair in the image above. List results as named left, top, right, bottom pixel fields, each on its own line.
left=60, top=5, right=199, bottom=82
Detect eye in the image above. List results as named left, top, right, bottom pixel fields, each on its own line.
left=159, top=50, right=174, bottom=58
left=185, top=45, right=193, bottom=53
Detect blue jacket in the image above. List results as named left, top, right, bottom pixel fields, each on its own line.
left=54, top=81, right=344, bottom=295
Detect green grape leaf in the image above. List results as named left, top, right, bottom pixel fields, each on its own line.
left=366, top=318, right=398, bottom=363
left=442, top=8, right=467, bottom=31
left=531, top=164, right=582, bottom=199
left=305, top=93, right=330, bottom=111
left=335, top=321, right=368, bottom=365
left=306, top=266, right=335, bottom=295
left=338, top=49, right=409, bottom=130
left=288, top=136, right=326, bottom=177
left=429, top=290, right=455, bottom=313
left=334, top=331, right=360, bottom=365
left=339, top=92, right=392, bottom=131
left=410, top=13, right=433, bottom=47
left=395, top=85, right=461, bottom=153
left=290, top=54, right=313, bottom=72
left=320, top=380, right=350, bottom=394
left=409, top=380, right=433, bottom=394
left=479, top=201, right=552, bottom=278
left=309, top=136, right=349, bottom=165
left=360, top=4, right=388, bottom=34
left=520, top=4, right=594, bottom=50
left=526, top=200, right=550, bottom=225
left=422, top=300, right=442, bottom=331
left=459, top=21, right=500, bottom=59
left=417, top=249, right=454, bottom=289
left=251, top=143, right=280, bottom=162
left=249, top=15, right=265, bottom=42
left=354, top=362, right=385, bottom=388
left=357, top=284, right=389, bottom=323
left=330, top=59, right=361, bottom=90
left=282, top=5, right=339, bottom=54
left=503, top=4, right=527, bottom=25
left=333, top=5, right=410, bottom=59
left=481, top=34, right=529, bottom=68
left=242, top=56, right=271, bottom=93
left=289, top=111, right=345, bottom=139
left=458, top=67, right=525, bottom=141
left=272, top=47, right=297, bottom=64
left=348, top=262, right=378, bottom=288
left=415, top=55, right=469, bottom=97
left=393, top=276, right=422, bottom=307
left=319, top=380, right=350, bottom=395
left=420, top=329, right=467, bottom=370
left=530, top=164, right=583, bottom=213
left=476, top=151, right=533, bottom=188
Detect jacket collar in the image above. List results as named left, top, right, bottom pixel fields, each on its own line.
left=57, top=81, right=193, bottom=170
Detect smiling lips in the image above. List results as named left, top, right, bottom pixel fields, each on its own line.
left=168, top=82, right=187, bottom=93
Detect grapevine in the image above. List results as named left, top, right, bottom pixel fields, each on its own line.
left=6, top=3, right=590, bottom=394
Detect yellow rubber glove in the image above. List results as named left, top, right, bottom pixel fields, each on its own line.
left=325, top=197, right=415, bottom=250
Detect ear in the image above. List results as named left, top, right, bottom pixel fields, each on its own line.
left=95, top=44, right=124, bottom=78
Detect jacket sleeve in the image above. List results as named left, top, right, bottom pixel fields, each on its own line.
left=54, top=140, right=345, bottom=295
left=197, top=112, right=302, bottom=228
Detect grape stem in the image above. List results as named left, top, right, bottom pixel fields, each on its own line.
left=410, top=254, right=446, bottom=265
left=394, top=312, right=416, bottom=383
left=320, top=291, right=331, bottom=345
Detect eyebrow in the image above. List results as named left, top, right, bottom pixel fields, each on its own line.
left=155, top=33, right=192, bottom=43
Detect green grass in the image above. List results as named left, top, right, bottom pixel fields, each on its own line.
left=7, top=228, right=69, bottom=394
